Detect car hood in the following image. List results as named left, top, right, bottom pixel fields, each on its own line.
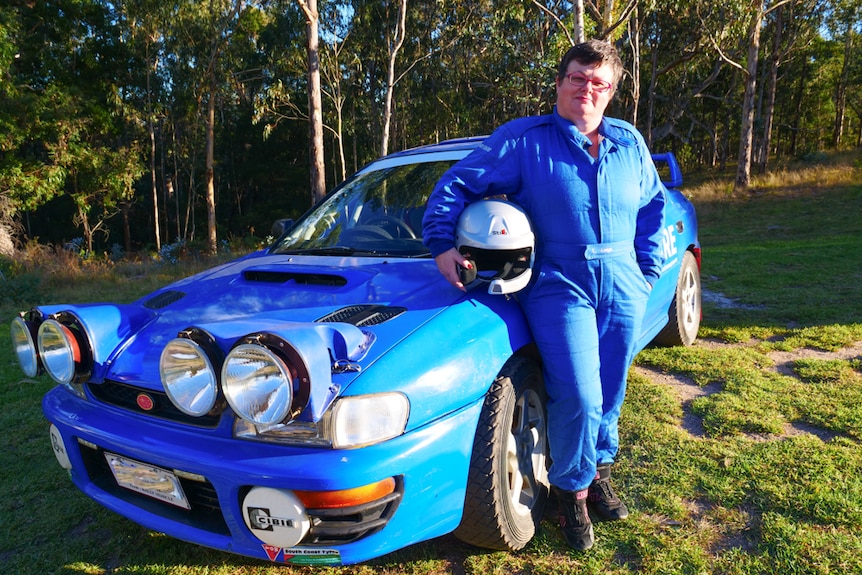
left=35, top=253, right=464, bottom=420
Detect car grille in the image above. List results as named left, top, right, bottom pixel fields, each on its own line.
left=78, top=442, right=230, bottom=535
left=87, top=380, right=223, bottom=428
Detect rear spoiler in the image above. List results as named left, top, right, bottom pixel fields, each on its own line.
left=651, top=152, right=683, bottom=189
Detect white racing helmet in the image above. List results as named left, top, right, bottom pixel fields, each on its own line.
left=455, top=199, right=535, bottom=295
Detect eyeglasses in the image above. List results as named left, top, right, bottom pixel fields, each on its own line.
left=563, top=73, right=612, bottom=93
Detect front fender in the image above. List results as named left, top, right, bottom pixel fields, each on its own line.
left=343, top=293, right=533, bottom=431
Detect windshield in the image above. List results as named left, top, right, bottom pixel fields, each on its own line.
left=271, top=158, right=456, bottom=257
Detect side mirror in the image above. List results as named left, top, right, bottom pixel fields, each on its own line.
left=271, top=218, right=294, bottom=238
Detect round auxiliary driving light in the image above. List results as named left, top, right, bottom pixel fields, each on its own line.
left=160, top=338, right=218, bottom=416
left=11, top=317, right=40, bottom=378
left=37, top=319, right=81, bottom=385
left=242, top=487, right=310, bottom=548
left=222, top=343, right=294, bottom=426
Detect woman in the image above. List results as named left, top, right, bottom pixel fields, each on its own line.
left=422, top=39, right=667, bottom=551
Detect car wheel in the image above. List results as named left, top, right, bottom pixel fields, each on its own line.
left=454, top=356, right=549, bottom=550
left=655, top=250, right=701, bottom=347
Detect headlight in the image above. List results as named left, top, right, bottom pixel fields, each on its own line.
left=160, top=338, right=218, bottom=416
left=331, top=393, right=409, bottom=449
left=11, top=316, right=40, bottom=378
left=233, top=392, right=411, bottom=449
left=223, top=344, right=295, bottom=426
left=37, top=319, right=81, bottom=384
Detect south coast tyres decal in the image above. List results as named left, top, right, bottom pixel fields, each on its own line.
left=261, top=544, right=341, bottom=565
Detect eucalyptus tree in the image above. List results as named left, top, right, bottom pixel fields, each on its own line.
left=458, top=0, right=567, bottom=122
left=825, top=0, right=862, bottom=147
left=380, top=0, right=408, bottom=156
left=753, top=0, right=823, bottom=171
left=629, top=0, right=730, bottom=162
left=732, top=0, right=786, bottom=190
left=111, top=0, right=171, bottom=251
left=295, top=0, right=327, bottom=202
left=163, top=0, right=265, bottom=254
left=846, top=39, right=862, bottom=145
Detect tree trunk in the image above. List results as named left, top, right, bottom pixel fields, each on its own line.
left=628, top=7, right=640, bottom=128
left=735, top=11, right=762, bottom=192
left=122, top=204, right=131, bottom=253
left=601, top=0, right=615, bottom=37
left=298, top=0, right=326, bottom=204
left=325, top=39, right=348, bottom=183
left=205, top=85, right=217, bottom=255
left=380, top=0, right=408, bottom=157
left=788, top=49, right=810, bottom=157
left=77, top=202, right=93, bottom=254
left=645, top=38, right=658, bottom=147
left=756, top=5, right=782, bottom=173
left=149, top=124, right=161, bottom=251
left=574, top=0, right=585, bottom=44
left=832, top=24, right=852, bottom=148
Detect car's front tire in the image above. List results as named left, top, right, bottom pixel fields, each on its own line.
left=655, top=250, right=701, bottom=346
left=454, top=356, right=549, bottom=550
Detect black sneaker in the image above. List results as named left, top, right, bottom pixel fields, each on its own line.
left=555, top=487, right=594, bottom=551
left=587, top=463, right=629, bottom=521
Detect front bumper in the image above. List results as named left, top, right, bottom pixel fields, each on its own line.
left=43, top=385, right=482, bottom=565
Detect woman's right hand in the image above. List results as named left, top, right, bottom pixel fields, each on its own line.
left=434, top=247, right=472, bottom=292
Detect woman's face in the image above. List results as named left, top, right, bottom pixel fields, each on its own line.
left=555, top=60, right=615, bottom=127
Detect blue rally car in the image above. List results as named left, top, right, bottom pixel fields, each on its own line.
left=10, top=137, right=701, bottom=566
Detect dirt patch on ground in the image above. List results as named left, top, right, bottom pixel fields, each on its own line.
left=766, top=341, right=862, bottom=376
left=634, top=339, right=862, bottom=441
left=633, top=362, right=717, bottom=437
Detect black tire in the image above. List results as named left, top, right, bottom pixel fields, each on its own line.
left=454, top=356, right=549, bottom=550
left=655, top=250, right=701, bottom=347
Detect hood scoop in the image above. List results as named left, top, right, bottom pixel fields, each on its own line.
left=242, top=269, right=347, bottom=286
left=144, top=290, right=186, bottom=310
left=317, top=305, right=406, bottom=326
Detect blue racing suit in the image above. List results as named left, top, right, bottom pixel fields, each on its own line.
left=423, top=108, right=667, bottom=492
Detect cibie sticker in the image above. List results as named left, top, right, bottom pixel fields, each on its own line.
left=242, top=487, right=310, bottom=548
left=49, top=424, right=72, bottom=470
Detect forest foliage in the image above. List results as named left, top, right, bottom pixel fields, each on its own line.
left=0, top=0, right=860, bottom=256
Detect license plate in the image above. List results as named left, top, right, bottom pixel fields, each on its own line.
left=105, top=452, right=190, bottom=509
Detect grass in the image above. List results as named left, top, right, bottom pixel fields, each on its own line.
left=1, top=152, right=861, bottom=574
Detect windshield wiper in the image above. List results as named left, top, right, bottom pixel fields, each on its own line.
left=277, top=246, right=358, bottom=256
left=276, top=245, right=432, bottom=258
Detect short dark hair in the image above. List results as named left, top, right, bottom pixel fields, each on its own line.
left=557, top=39, right=624, bottom=87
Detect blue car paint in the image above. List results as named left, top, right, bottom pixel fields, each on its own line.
left=32, top=138, right=699, bottom=565
left=43, top=384, right=483, bottom=565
